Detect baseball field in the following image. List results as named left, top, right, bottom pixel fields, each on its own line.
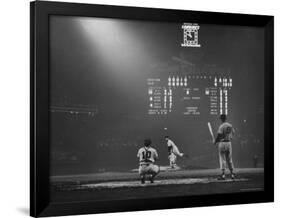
left=50, top=167, right=264, bottom=203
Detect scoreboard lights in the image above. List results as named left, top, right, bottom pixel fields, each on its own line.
left=148, top=74, right=233, bottom=116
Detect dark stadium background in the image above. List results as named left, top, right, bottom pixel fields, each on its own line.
left=49, top=16, right=264, bottom=175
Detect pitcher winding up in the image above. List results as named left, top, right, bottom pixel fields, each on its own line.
left=165, top=136, right=185, bottom=168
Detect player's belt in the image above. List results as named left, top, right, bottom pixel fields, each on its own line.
left=140, top=162, right=152, bottom=166
left=221, top=140, right=230, bottom=142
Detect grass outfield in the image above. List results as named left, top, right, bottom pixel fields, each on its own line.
left=50, top=168, right=264, bottom=203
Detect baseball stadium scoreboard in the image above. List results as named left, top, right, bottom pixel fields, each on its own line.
left=147, top=74, right=233, bottom=116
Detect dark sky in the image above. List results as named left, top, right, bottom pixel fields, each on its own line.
left=50, top=16, right=264, bottom=114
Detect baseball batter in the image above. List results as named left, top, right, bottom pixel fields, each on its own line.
left=214, top=114, right=235, bottom=180
left=165, top=136, right=184, bottom=168
left=137, top=139, right=160, bottom=184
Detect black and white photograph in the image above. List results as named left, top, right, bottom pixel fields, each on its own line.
left=26, top=1, right=274, bottom=217
left=0, top=0, right=279, bottom=218
left=49, top=16, right=266, bottom=202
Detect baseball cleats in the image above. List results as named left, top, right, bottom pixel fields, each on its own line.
left=149, top=175, right=154, bottom=183
left=218, top=174, right=226, bottom=180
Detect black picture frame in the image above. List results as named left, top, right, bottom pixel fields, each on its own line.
left=30, top=1, right=274, bottom=217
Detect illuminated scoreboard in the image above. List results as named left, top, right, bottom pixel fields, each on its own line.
left=147, top=75, right=233, bottom=116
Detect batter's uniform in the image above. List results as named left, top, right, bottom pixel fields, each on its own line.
left=217, top=122, right=234, bottom=171
left=137, top=147, right=160, bottom=175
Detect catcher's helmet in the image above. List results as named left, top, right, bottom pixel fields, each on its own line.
left=144, top=138, right=152, bottom=147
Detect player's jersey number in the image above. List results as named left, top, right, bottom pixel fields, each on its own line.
left=225, top=126, right=232, bottom=134
left=142, top=150, right=151, bottom=160
left=222, top=126, right=232, bottom=140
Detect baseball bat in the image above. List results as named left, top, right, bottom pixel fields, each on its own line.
left=207, top=122, right=215, bottom=143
